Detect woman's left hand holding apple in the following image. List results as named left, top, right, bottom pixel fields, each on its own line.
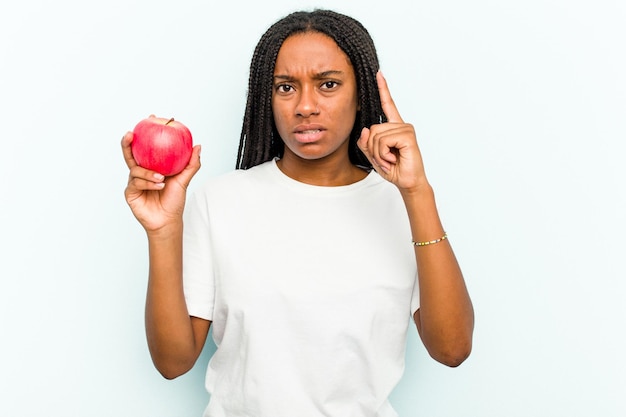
left=122, top=121, right=208, bottom=378
left=121, top=128, right=201, bottom=233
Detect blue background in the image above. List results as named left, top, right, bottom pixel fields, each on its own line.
left=1, top=0, right=624, bottom=415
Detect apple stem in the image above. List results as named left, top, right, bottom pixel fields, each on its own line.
left=166, top=117, right=175, bottom=125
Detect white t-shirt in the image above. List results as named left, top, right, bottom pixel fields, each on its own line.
left=183, top=159, right=419, bottom=417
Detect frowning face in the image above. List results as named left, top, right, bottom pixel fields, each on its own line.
left=272, top=31, right=359, bottom=165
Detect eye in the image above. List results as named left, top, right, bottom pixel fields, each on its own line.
left=275, top=84, right=294, bottom=94
left=321, top=81, right=339, bottom=90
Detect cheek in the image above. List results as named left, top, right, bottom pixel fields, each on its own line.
left=272, top=108, right=288, bottom=136
left=337, top=90, right=358, bottom=115
left=333, top=98, right=358, bottom=126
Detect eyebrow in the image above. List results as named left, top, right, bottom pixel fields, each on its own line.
left=273, top=70, right=345, bottom=81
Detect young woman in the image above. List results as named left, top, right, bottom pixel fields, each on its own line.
left=122, top=9, right=473, bottom=417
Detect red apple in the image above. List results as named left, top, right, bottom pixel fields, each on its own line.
left=131, top=117, right=193, bottom=176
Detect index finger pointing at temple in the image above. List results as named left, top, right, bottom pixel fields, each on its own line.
left=377, top=70, right=403, bottom=123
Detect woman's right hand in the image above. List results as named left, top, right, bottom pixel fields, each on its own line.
left=122, top=130, right=201, bottom=233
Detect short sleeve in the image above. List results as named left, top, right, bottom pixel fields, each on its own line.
left=182, top=190, right=215, bottom=321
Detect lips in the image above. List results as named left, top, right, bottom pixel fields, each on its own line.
left=294, top=125, right=325, bottom=143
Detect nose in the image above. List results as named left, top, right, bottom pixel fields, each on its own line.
left=295, top=86, right=319, bottom=117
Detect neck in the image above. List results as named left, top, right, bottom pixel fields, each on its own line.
left=276, top=153, right=368, bottom=186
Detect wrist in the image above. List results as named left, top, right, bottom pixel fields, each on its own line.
left=146, top=220, right=184, bottom=241
left=400, top=182, right=446, bottom=240
left=399, top=181, right=435, bottom=202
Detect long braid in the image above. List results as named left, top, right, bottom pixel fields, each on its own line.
left=237, top=9, right=385, bottom=170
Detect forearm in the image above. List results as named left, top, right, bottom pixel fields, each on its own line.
left=401, top=185, right=474, bottom=366
left=145, top=222, right=199, bottom=378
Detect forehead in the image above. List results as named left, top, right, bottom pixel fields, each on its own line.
left=274, top=32, right=353, bottom=74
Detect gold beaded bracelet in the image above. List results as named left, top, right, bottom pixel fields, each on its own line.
left=412, top=232, right=448, bottom=247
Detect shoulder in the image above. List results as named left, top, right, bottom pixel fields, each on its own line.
left=199, top=161, right=274, bottom=191
left=361, top=170, right=403, bottom=197
left=188, top=161, right=277, bottom=207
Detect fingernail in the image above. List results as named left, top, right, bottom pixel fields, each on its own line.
left=154, top=173, right=164, bottom=181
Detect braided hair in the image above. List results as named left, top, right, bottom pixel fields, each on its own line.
left=236, top=9, right=386, bottom=170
